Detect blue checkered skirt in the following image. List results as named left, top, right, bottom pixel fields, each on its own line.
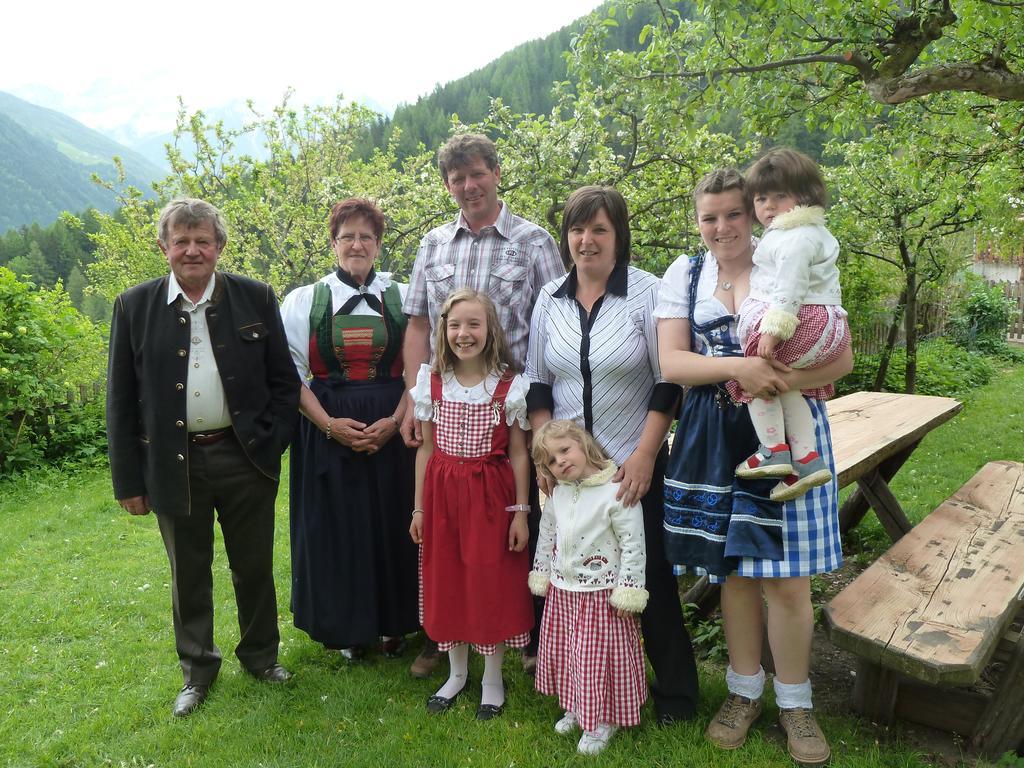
left=664, top=385, right=842, bottom=583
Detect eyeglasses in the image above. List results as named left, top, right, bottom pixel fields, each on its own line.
left=335, top=234, right=376, bottom=246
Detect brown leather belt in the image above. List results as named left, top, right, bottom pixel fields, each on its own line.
left=189, top=427, right=233, bottom=446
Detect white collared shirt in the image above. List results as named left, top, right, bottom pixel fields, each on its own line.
left=167, top=272, right=232, bottom=431
left=279, top=271, right=407, bottom=380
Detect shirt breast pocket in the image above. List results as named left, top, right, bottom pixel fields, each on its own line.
left=487, top=262, right=528, bottom=307
left=425, top=263, right=456, bottom=305
left=238, top=322, right=268, bottom=342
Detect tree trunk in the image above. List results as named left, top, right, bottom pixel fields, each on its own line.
left=904, top=266, right=918, bottom=394
left=873, top=289, right=907, bottom=391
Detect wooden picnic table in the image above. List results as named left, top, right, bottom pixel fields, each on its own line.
left=682, top=391, right=963, bottom=613
left=827, top=390, right=963, bottom=542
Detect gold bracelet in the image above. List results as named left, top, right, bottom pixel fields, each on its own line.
left=324, top=418, right=334, bottom=439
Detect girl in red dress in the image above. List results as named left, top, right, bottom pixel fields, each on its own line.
left=409, top=288, right=533, bottom=720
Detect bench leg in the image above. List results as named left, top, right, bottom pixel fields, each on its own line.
left=972, top=630, right=1024, bottom=758
left=839, top=442, right=918, bottom=539
left=852, top=659, right=898, bottom=724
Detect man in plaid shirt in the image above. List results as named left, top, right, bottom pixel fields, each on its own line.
left=401, top=132, right=563, bottom=676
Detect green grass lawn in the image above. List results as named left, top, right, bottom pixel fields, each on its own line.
left=2, top=365, right=1022, bottom=768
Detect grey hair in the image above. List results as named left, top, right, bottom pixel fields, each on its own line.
left=157, top=198, right=228, bottom=248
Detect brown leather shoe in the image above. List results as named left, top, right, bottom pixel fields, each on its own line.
left=172, top=684, right=208, bottom=717
left=705, top=694, right=762, bottom=749
left=248, top=663, right=292, bottom=683
left=778, top=708, right=830, bottom=765
left=410, top=639, right=442, bottom=678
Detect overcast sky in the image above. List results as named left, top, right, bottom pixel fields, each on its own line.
left=2, top=0, right=603, bottom=139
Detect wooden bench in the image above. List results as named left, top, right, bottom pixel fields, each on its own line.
left=824, top=460, right=1024, bottom=758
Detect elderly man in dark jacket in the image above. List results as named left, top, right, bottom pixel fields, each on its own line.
left=107, top=198, right=300, bottom=717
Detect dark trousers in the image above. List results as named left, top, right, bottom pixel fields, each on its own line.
left=524, top=471, right=544, bottom=656
left=156, top=434, right=281, bottom=686
left=640, top=443, right=700, bottom=720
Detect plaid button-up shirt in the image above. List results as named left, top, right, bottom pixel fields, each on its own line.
left=403, top=202, right=563, bottom=371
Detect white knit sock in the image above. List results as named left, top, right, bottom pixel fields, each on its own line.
left=726, top=665, right=765, bottom=700
left=774, top=677, right=813, bottom=710
left=434, top=644, right=469, bottom=700
left=480, top=643, right=506, bottom=708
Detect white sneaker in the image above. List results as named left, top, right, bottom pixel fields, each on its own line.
left=577, top=724, right=618, bottom=755
left=554, top=710, right=579, bottom=735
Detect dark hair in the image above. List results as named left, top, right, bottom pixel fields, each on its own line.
left=692, top=168, right=749, bottom=214
left=745, top=148, right=828, bottom=208
left=158, top=198, right=228, bottom=248
left=559, top=185, right=631, bottom=269
left=437, top=133, right=499, bottom=184
left=328, top=198, right=385, bottom=241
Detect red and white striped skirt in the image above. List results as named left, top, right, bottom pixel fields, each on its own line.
left=535, top=585, right=647, bottom=732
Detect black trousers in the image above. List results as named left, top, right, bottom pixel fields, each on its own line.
left=639, top=443, right=700, bottom=720
left=156, top=434, right=281, bottom=686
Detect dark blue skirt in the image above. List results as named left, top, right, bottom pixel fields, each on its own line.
left=289, top=377, right=419, bottom=647
left=663, top=385, right=784, bottom=578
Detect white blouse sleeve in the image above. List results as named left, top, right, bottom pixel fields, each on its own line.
left=653, top=255, right=692, bottom=320
left=504, top=373, right=531, bottom=429
left=279, top=283, right=317, bottom=380
left=411, top=363, right=434, bottom=422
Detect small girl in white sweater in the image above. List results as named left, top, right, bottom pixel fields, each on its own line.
left=529, top=420, right=649, bottom=756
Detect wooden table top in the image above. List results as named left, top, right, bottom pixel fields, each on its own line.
left=827, top=391, right=963, bottom=489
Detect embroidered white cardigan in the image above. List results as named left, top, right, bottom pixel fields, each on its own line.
left=747, top=206, right=843, bottom=340
left=528, top=462, right=649, bottom=613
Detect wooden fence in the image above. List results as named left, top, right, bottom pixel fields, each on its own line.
left=1002, top=281, right=1024, bottom=341
left=852, top=281, right=1024, bottom=355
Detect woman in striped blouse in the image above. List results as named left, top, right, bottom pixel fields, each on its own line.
left=525, top=185, right=699, bottom=725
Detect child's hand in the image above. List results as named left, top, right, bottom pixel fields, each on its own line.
left=508, top=511, right=529, bottom=552
left=409, top=511, right=423, bottom=544
left=757, top=333, right=779, bottom=360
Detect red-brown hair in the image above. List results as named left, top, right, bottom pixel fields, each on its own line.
left=328, top=198, right=385, bottom=241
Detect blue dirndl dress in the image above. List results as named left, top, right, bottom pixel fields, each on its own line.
left=662, top=253, right=842, bottom=583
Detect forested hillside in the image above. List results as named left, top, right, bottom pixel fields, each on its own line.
left=360, top=1, right=684, bottom=157
left=0, top=92, right=163, bottom=231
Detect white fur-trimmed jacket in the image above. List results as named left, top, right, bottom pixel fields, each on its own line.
left=528, top=462, right=649, bottom=613
left=747, top=206, right=843, bottom=341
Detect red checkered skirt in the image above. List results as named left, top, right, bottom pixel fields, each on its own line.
left=535, top=585, right=647, bottom=732
left=726, top=301, right=850, bottom=404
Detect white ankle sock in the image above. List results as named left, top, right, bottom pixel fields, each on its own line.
left=726, top=665, right=765, bottom=700
left=773, top=678, right=813, bottom=710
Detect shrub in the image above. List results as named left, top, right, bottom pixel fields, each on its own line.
left=0, top=267, right=107, bottom=475
left=838, top=337, right=995, bottom=399
left=946, top=273, right=1015, bottom=355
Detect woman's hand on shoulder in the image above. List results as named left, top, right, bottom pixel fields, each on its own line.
left=735, top=356, right=791, bottom=400
left=614, top=449, right=655, bottom=507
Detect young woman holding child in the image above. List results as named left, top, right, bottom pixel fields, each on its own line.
left=408, top=288, right=534, bottom=721
left=656, top=157, right=852, bottom=765
left=529, top=419, right=649, bottom=755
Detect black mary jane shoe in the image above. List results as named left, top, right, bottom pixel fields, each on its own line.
left=426, top=683, right=467, bottom=714
left=475, top=703, right=504, bottom=721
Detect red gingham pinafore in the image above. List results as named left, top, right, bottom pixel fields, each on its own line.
left=421, top=372, right=533, bottom=651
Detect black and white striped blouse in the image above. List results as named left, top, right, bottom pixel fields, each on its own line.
left=525, top=263, right=679, bottom=464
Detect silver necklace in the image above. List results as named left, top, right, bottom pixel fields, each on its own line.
left=721, top=280, right=734, bottom=291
